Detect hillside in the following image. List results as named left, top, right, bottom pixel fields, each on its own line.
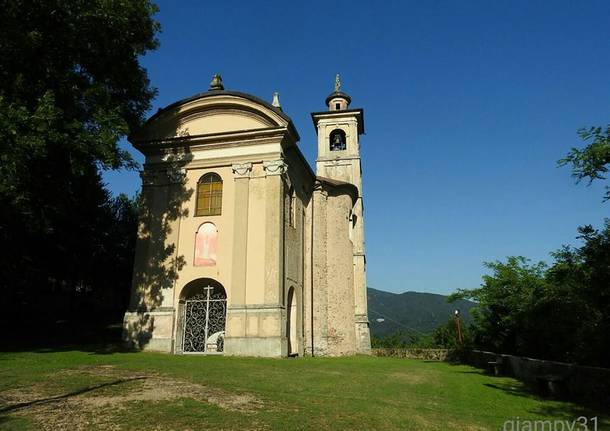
left=367, top=287, right=475, bottom=338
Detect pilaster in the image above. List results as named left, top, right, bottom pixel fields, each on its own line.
left=225, top=159, right=289, bottom=357
left=229, top=162, right=252, bottom=306
left=263, top=159, right=287, bottom=305
left=224, top=162, right=252, bottom=353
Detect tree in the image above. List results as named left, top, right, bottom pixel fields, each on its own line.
left=449, top=257, right=548, bottom=356
left=430, top=317, right=471, bottom=350
left=546, top=221, right=610, bottom=366
left=449, top=224, right=610, bottom=368
left=0, top=0, right=160, bottom=341
left=558, top=126, right=610, bottom=201
left=371, top=330, right=412, bottom=349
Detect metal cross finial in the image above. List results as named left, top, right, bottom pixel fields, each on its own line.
left=203, top=285, right=214, bottom=300
left=335, top=73, right=341, bottom=92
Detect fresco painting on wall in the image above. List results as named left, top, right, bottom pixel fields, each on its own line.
left=194, top=222, right=218, bottom=266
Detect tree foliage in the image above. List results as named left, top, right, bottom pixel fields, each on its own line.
left=559, top=126, right=610, bottom=201
left=449, top=257, right=548, bottom=356
left=450, top=223, right=610, bottom=367
left=429, top=317, right=471, bottom=350
left=371, top=319, right=471, bottom=350
left=0, top=0, right=160, bottom=341
left=371, top=330, right=413, bottom=349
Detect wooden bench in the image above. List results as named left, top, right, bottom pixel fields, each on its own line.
left=487, top=357, right=504, bottom=376
left=535, top=374, right=567, bottom=398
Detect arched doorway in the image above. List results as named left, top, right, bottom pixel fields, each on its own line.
left=178, top=279, right=227, bottom=354
left=286, top=286, right=298, bottom=356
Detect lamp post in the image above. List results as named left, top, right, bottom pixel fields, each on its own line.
left=454, top=309, right=464, bottom=345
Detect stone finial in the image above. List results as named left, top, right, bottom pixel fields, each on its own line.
left=271, top=91, right=282, bottom=110
left=335, top=73, right=341, bottom=92
left=209, top=73, right=224, bottom=91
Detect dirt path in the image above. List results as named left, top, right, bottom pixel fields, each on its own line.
left=0, top=365, right=264, bottom=430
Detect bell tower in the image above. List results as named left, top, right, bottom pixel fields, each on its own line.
left=311, top=74, right=371, bottom=354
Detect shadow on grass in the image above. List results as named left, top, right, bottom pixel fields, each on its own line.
left=26, top=342, right=136, bottom=355
left=442, top=361, right=610, bottom=421
left=0, top=319, right=138, bottom=355
left=0, top=377, right=146, bottom=414
left=454, top=369, right=488, bottom=375
left=0, top=415, right=30, bottom=428
left=442, top=360, right=607, bottom=418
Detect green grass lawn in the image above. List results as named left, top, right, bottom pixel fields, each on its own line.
left=0, top=348, right=607, bottom=430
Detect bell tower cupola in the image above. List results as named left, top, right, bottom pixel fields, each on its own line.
left=326, top=74, right=352, bottom=111
left=311, top=74, right=365, bottom=182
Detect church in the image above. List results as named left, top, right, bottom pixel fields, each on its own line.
left=123, top=74, right=371, bottom=357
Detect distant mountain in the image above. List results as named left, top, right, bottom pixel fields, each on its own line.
left=367, top=287, right=475, bottom=338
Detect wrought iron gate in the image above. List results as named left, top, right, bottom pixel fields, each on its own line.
left=182, top=285, right=227, bottom=353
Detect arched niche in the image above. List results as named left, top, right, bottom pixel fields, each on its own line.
left=194, top=222, right=218, bottom=267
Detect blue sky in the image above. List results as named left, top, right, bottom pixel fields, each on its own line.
left=103, top=0, right=610, bottom=295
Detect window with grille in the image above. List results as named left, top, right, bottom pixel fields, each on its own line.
left=196, top=173, right=223, bottom=216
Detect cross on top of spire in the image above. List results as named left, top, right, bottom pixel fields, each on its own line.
left=325, top=73, right=351, bottom=110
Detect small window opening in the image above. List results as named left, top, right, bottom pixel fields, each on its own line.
left=335, top=103, right=341, bottom=110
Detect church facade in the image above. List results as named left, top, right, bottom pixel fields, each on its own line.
left=123, top=74, right=371, bottom=357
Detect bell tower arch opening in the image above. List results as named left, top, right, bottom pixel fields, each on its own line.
left=329, top=129, right=347, bottom=151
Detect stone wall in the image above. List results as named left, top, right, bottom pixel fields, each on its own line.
left=309, top=187, right=358, bottom=356
left=464, top=350, right=610, bottom=405
left=372, top=348, right=450, bottom=361
left=374, top=348, right=610, bottom=405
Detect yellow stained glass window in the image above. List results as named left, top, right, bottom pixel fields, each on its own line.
left=196, top=173, right=222, bottom=216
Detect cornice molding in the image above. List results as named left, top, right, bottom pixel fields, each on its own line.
left=134, top=126, right=291, bottom=152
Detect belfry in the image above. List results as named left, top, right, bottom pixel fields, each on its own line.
left=123, top=75, right=371, bottom=356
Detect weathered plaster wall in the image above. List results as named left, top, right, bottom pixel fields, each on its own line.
left=324, top=192, right=358, bottom=356
left=314, top=111, right=371, bottom=355
left=123, top=89, right=369, bottom=357
left=309, top=187, right=358, bottom=356
left=123, top=168, right=188, bottom=352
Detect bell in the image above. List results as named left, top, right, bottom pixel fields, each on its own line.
left=332, top=133, right=345, bottom=150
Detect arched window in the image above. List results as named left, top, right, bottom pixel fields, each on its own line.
left=196, top=173, right=222, bottom=216
left=194, top=222, right=218, bottom=267
left=329, top=129, right=346, bottom=151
